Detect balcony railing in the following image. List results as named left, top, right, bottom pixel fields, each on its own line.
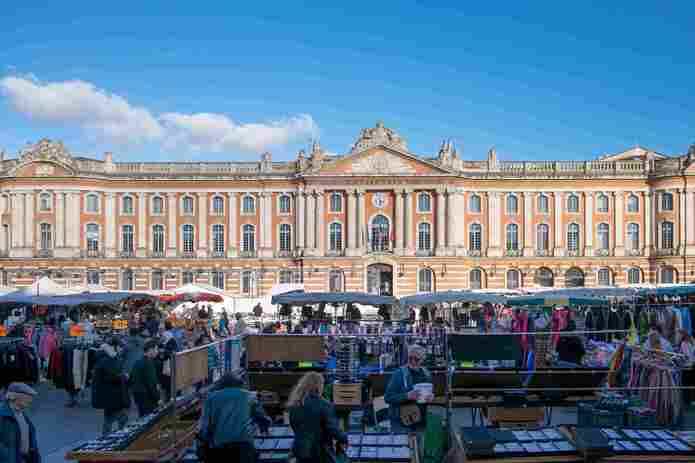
left=468, top=249, right=482, bottom=257
left=120, top=250, right=135, bottom=258
left=567, top=249, right=581, bottom=257
left=415, top=249, right=434, bottom=257
left=657, top=247, right=677, bottom=256
left=239, top=250, right=258, bottom=258
left=36, top=249, right=53, bottom=258
left=326, top=249, right=345, bottom=257
left=211, top=251, right=226, bottom=258
left=82, top=249, right=102, bottom=258
left=151, top=251, right=165, bottom=258
left=181, top=251, right=196, bottom=258
left=627, top=248, right=643, bottom=257
left=505, top=249, right=521, bottom=257
left=276, top=250, right=293, bottom=258
left=595, top=249, right=610, bottom=257
left=535, top=249, right=550, bottom=257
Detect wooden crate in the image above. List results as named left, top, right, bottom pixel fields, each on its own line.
left=333, top=382, right=362, bottom=406
left=488, top=407, right=544, bottom=428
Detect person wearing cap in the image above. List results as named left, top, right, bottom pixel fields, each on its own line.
left=129, top=340, right=161, bottom=417
left=92, top=337, right=131, bottom=435
left=0, top=383, right=40, bottom=463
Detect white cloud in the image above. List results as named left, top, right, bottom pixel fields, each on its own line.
left=0, top=75, right=318, bottom=153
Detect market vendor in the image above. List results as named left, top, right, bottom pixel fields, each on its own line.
left=555, top=320, right=585, bottom=366
left=385, top=345, right=432, bottom=433
left=0, top=383, right=40, bottom=463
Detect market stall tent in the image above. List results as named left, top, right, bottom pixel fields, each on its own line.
left=13, top=276, right=82, bottom=296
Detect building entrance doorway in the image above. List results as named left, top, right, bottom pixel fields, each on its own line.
left=367, top=263, right=393, bottom=296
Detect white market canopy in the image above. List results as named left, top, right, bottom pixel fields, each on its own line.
left=15, top=277, right=82, bottom=296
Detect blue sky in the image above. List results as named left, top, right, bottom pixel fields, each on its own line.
left=0, top=2, right=693, bottom=162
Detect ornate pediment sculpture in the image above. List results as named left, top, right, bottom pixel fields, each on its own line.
left=350, top=121, right=407, bottom=154
left=19, top=139, right=76, bottom=170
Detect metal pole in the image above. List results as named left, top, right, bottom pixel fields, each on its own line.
left=170, top=350, right=177, bottom=451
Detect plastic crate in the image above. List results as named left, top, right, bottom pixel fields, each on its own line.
left=577, top=402, right=624, bottom=427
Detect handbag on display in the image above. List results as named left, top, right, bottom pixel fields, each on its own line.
left=399, top=367, right=423, bottom=427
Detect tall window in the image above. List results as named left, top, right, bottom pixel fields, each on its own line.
left=330, top=193, right=342, bottom=213
left=212, top=196, right=224, bottom=215
left=86, top=194, right=99, bottom=213
left=565, top=267, right=585, bottom=288
left=182, top=196, right=194, bottom=215
left=627, top=223, right=639, bottom=250
left=567, top=223, right=580, bottom=252
left=122, top=196, right=134, bottom=215
left=627, top=194, right=639, bottom=213
left=87, top=270, right=100, bottom=285
left=418, top=193, right=431, bottom=213
left=370, top=214, right=390, bottom=252
left=86, top=224, right=100, bottom=252
left=628, top=268, right=641, bottom=284
left=537, top=194, right=549, bottom=213
left=597, top=268, right=611, bottom=286
left=329, top=222, right=343, bottom=251
left=242, top=195, right=255, bottom=214
left=536, top=224, right=549, bottom=250
left=469, top=224, right=482, bottom=251
left=122, top=225, right=134, bottom=253
left=212, top=271, right=225, bottom=290
left=242, top=224, right=255, bottom=252
left=661, top=266, right=675, bottom=284
left=597, top=194, right=609, bottom=213
left=152, top=196, right=164, bottom=215
left=40, top=223, right=52, bottom=250
left=469, top=194, right=481, bottom=213
left=662, top=192, right=673, bottom=211
left=418, top=223, right=432, bottom=251
left=152, top=225, right=165, bottom=255
left=506, top=223, right=519, bottom=250
left=279, top=195, right=291, bottom=214
left=182, top=224, right=195, bottom=253
left=506, top=194, right=518, bottom=215
left=567, top=194, right=579, bottom=213
left=506, top=269, right=520, bottom=290
left=182, top=271, right=194, bottom=285
left=279, top=224, right=292, bottom=252
left=418, top=268, right=434, bottom=293
left=535, top=267, right=554, bottom=287
left=151, top=270, right=164, bottom=290
left=39, top=193, right=51, bottom=212
left=661, top=221, right=674, bottom=249
left=241, top=270, right=255, bottom=295
left=212, top=224, right=225, bottom=255
left=469, top=269, right=483, bottom=289
left=279, top=270, right=299, bottom=285
left=121, top=269, right=133, bottom=290
left=329, top=270, right=344, bottom=292
left=597, top=223, right=610, bottom=250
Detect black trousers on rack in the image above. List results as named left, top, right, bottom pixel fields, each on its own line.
left=683, top=367, right=695, bottom=405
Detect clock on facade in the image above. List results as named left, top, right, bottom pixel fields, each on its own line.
left=372, top=192, right=387, bottom=209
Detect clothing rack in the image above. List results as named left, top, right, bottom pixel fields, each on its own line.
left=0, top=337, right=24, bottom=346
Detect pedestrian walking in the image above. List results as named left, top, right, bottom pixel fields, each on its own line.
left=92, top=337, right=131, bottom=436
left=129, top=340, right=161, bottom=417
left=0, top=382, right=41, bottom=463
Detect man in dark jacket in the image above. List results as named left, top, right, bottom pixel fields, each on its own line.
left=0, top=383, right=40, bottom=463
left=556, top=320, right=586, bottom=366
left=92, top=337, right=130, bottom=436
left=129, top=340, right=160, bottom=417
left=385, top=344, right=432, bottom=432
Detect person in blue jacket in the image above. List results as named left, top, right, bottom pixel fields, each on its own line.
left=0, top=383, right=41, bottom=463
left=384, top=344, right=432, bottom=433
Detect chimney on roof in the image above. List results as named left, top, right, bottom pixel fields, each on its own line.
left=104, top=152, right=114, bottom=172
left=487, top=147, right=498, bottom=171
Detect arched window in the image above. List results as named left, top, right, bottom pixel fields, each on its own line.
left=567, top=194, right=579, bottom=213
left=86, top=194, right=99, bottom=213
left=469, top=269, right=483, bottom=289
left=242, top=195, right=255, bottom=214
left=182, top=224, right=195, bottom=254
left=40, top=223, right=52, bottom=250
left=329, top=270, right=344, bottom=292
left=662, top=192, right=673, bottom=211
left=597, top=194, right=609, bottom=213
left=567, top=223, right=580, bottom=252
left=122, top=225, right=134, bottom=253
left=418, top=223, right=432, bottom=251
left=121, top=269, right=133, bottom=290
left=242, top=224, right=255, bottom=252
left=87, top=270, right=100, bottom=285
left=627, top=268, right=641, bottom=284
left=39, top=193, right=51, bottom=212
left=370, top=214, right=390, bottom=252
left=182, top=271, right=194, bottom=285
left=506, top=223, right=519, bottom=250
left=506, top=194, right=518, bottom=215
left=86, top=224, right=100, bottom=252
left=597, top=223, right=610, bottom=250
left=152, top=224, right=165, bottom=255
left=329, top=222, right=343, bottom=251
left=212, top=224, right=225, bottom=255
left=241, top=270, right=255, bottom=295
left=627, top=223, right=640, bottom=250
left=661, top=266, right=676, bottom=284
left=152, top=196, right=164, bottom=215
left=534, top=267, right=554, bottom=287
left=329, top=193, right=342, bottom=213
left=279, top=195, right=291, bottom=214
left=469, top=194, right=481, bottom=213
left=661, top=221, right=674, bottom=249
left=182, top=196, right=194, bottom=215
left=122, top=196, right=134, bottom=215
left=536, top=224, right=549, bottom=251
left=537, top=194, right=549, bottom=213
left=506, top=269, right=520, bottom=289
left=212, top=196, right=224, bottom=215
left=418, top=193, right=431, bottom=213
left=597, top=268, right=612, bottom=286
left=627, top=194, right=639, bottom=213
left=279, top=224, right=292, bottom=252
left=565, top=267, right=585, bottom=288
left=212, top=271, right=225, bottom=290
left=418, top=268, right=434, bottom=293
left=151, top=270, right=164, bottom=290
left=469, top=224, right=482, bottom=251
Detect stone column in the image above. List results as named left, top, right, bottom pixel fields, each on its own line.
left=137, top=193, right=147, bottom=257
left=487, top=192, right=502, bottom=257
left=105, top=193, right=116, bottom=257
left=435, top=189, right=447, bottom=256
left=315, top=191, right=325, bottom=256
left=584, top=192, right=594, bottom=255
left=553, top=192, right=564, bottom=256
left=25, top=192, right=35, bottom=253
left=197, top=193, right=208, bottom=257
left=306, top=191, right=316, bottom=255
left=346, top=189, right=357, bottom=255
left=615, top=191, right=625, bottom=256
left=687, top=189, right=695, bottom=254
left=357, top=190, right=366, bottom=250
left=645, top=191, right=654, bottom=254
left=296, top=190, right=305, bottom=251
left=404, top=189, right=414, bottom=254
left=446, top=189, right=456, bottom=255
left=10, top=193, right=23, bottom=251
left=55, top=192, right=65, bottom=249
left=227, top=192, right=238, bottom=257
left=166, top=193, right=177, bottom=257
left=68, top=192, right=81, bottom=250
left=0, top=195, right=6, bottom=254
left=679, top=189, right=687, bottom=254
left=394, top=189, right=404, bottom=255
left=523, top=192, right=534, bottom=256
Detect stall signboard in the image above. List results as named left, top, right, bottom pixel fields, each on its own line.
left=112, top=320, right=129, bottom=330
left=95, top=320, right=111, bottom=329
left=69, top=325, right=85, bottom=337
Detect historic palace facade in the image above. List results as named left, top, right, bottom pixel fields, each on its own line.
left=1, top=122, right=694, bottom=296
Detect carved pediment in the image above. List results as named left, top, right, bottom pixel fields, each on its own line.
left=318, top=147, right=450, bottom=176
left=19, top=139, right=76, bottom=169
left=351, top=121, right=407, bottom=154
left=350, top=150, right=416, bottom=174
